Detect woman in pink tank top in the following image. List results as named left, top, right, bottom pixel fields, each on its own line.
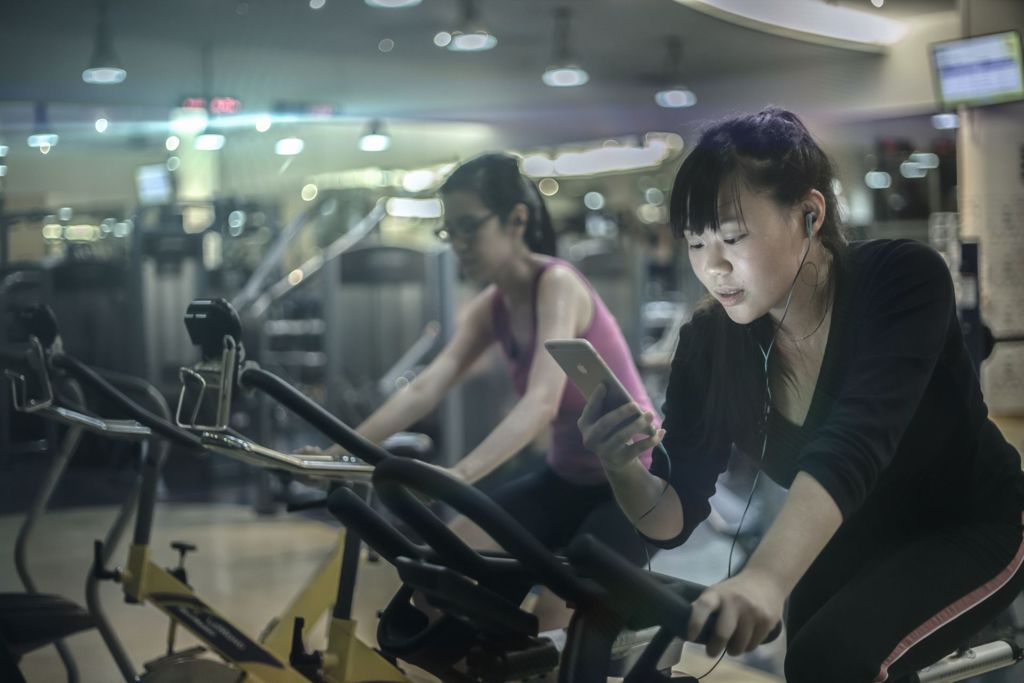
left=344, top=153, right=664, bottom=628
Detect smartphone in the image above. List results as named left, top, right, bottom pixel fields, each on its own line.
left=544, top=339, right=636, bottom=414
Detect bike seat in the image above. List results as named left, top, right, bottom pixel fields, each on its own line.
left=0, top=593, right=94, bottom=656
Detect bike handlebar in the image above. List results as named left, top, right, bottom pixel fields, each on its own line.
left=566, top=534, right=783, bottom=646
left=239, top=365, right=392, bottom=465
left=50, top=354, right=202, bottom=450
left=199, top=432, right=373, bottom=481
left=372, top=456, right=598, bottom=605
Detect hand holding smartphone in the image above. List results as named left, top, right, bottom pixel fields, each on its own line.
left=545, top=338, right=665, bottom=464
left=546, top=339, right=670, bottom=518
left=544, top=339, right=638, bottom=415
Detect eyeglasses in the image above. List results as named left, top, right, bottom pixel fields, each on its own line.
left=433, top=212, right=495, bottom=243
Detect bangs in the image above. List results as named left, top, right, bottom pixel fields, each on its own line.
left=669, top=142, right=744, bottom=238
left=669, top=107, right=820, bottom=239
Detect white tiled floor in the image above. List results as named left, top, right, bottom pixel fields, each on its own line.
left=1, top=502, right=783, bottom=682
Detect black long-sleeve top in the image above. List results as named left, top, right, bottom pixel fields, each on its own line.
left=648, top=239, right=1024, bottom=549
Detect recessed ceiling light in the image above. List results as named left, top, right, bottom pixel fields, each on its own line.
left=195, top=133, right=226, bottom=151
left=865, top=171, right=892, bottom=189
left=538, top=178, right=559, bottom=196
left=909, top=152, right=939, bottom=169
left=931, top=113, right=959, bottom=130
left=275, top=137, right=305, bottom=156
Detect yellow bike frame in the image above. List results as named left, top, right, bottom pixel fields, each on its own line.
left=120, top=530, right=407, bottom=683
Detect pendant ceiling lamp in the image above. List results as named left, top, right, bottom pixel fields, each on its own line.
left=448, top=0, right=495, bottom=51
left=193, top=45, right=226, bottom=151
left=654, top=36, right=697, bottom=108
left=542, top=7, right=588, bottom=87
left=359, top=120, right=391, bottom=152
left=442, top=0, right=497, bottom=52
left=82, top=0, right=127, bottom=84
left=27, top=103, right=59, bottom=151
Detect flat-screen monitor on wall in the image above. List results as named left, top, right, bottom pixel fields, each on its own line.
left=135, top=163, right=174, bottom=206
left=931, top=31, right=1024, bottom=109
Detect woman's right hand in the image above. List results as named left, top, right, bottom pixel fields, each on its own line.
left=578, top=384, right=665, bottom=472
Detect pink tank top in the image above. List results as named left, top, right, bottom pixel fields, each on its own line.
left=491, top=257, right=657, bottom=485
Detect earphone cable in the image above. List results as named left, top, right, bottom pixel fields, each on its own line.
left=696, top=215, right=814, bottom=679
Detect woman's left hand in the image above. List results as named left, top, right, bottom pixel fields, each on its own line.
left=687, top=569, right=786, bottom=658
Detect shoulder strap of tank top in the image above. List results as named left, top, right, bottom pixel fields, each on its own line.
left=530, top=258, right=559, bottom=313
left=491, top=285, right=509, bottom=335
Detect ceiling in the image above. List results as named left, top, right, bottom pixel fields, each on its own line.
left=0, top=0, right=968, bottom=209
left=0, top=0, right=958, bottom=146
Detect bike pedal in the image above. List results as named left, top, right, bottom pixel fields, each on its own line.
left=143, top=645, right=208, bottom=670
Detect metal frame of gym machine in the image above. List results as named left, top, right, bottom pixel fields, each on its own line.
left=3, top=309, right=409, bottom=682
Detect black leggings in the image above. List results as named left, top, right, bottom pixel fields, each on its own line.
left=785, top=512, right=1024, bottom=683
left=489, top=465, right=656, bottom=568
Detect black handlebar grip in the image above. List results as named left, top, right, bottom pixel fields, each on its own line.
left=567, top=534, right=693, bottom=637
left=567, top=534, right=782, bottom=645
left=694, top=611, right=783, bottom=646
left=695, top=612, right=718, bottom=645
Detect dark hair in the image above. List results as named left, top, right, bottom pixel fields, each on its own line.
left=669, top=107, right=847, bottom=441
left=670, top=107, right=845, bottom=252
left=440, top=153, right=557, bottom=256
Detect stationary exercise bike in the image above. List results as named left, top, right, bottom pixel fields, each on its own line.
left=362, top=455, right=784, bottom=682
left=368, top=452, right=1024, bottom=682
left=181, top=299, right=697, bottom=681
left=1, top=335, right=99, bottom=683
left=5, top=304, right=411, bottom=682
left=0, top=305, right=165, bottom=683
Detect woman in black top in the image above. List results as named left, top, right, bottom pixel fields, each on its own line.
left=578, top=107, right=1024, bottom=682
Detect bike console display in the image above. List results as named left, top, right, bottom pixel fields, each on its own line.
left=177, top=298, right=245, bottom=431
left=183, top=298, right=242, bottom=361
